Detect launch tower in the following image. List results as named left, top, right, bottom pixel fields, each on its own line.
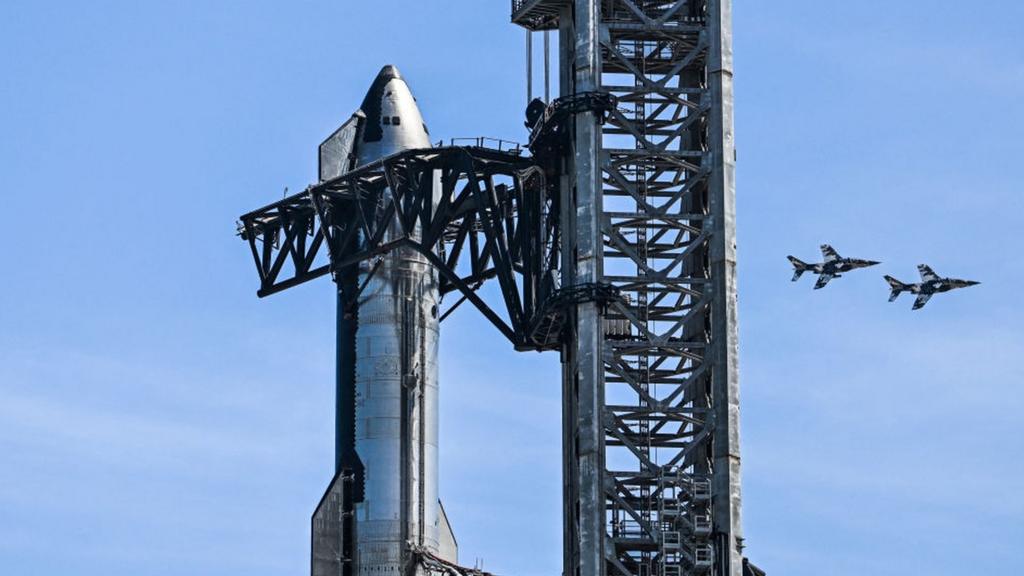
left=512, top=2, right=746, bottom=576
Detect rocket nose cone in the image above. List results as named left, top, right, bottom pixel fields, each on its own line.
left=359, top=65, right=409, bottom=138
left=377, top=64, right=402, bottom=81
left=356, top=64, right=431, bottom=164
left=359, top=65, right=406, bottom=115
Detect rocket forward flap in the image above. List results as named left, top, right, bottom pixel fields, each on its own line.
left=312, top=470, right=357, bottom=576
left=319, top=111, right=365, bottom=183
left=437, top=499, right=458, bottom=564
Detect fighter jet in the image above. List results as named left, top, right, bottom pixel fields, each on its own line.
left=787, top=245, right=881, bottom=289
left=884, top=265, right=980, bottom=310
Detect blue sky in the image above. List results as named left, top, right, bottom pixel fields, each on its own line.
left=1, top=1, right=1022, bottom=575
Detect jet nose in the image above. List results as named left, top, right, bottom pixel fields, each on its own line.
left=967, top=280, right=981, bottom=286
left=866, top=260, right=882, bottom=266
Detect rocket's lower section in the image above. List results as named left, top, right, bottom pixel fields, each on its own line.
left=314, top=245, right=455, bottom=576
left=354, top=247, right=444, bottom=575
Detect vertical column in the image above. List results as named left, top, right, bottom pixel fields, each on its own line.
left=544, top=30, right=552, bottom=102
left=570, top=2, right=605, bottom=576
left=527, top=30, right=534, bottom=104
left=706, top=1, right=743, bottom=574
left=558, top=12, right=579, bottom=576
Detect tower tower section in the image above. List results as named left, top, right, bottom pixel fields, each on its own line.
left=514, top=2, right=743, bottom=575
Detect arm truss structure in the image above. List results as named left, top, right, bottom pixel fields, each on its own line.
left=238, top=146, right=565, bottom=351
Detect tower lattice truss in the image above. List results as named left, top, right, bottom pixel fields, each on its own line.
left=514, top=2, right=745, bottom=576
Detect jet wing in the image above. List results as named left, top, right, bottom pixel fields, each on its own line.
left=319, top=112, right=365, bottom=183
left=918, top=264, right=940, bottom=282
left=912, top=293, right=933, bottom=310
left=814, top=273, right=835, bottom=290
left=820, top=244, right=840, bottom=263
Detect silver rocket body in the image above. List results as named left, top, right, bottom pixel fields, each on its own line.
left=315, top=66, right=455, bottom=576
left=352, top=66, right=445, bottom=575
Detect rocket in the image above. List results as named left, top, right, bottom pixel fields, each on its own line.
left=312, top=65, right=458, bottom=576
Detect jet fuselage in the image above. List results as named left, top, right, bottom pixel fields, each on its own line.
left=787, top=245, right=880, bottom=289
left=819, top=258, right=879, bottom=275
left=884, top=265, right=979, bottom=309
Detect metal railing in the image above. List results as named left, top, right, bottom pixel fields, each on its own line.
left=441, top=137, right=524, bottom=155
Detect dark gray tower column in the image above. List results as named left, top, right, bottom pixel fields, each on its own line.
left=705, top=2, right=744, bottom=573
left=514, top=1, right=743, bottom=575
left=564, top=2, right=607, bottom=576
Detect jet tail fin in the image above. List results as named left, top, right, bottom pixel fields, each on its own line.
left=884, top=275, right=908, bottom=302
left=787, top=256, right=808, bottom=282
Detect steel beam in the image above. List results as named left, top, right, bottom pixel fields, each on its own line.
left=566, top=4, right=607, bottom=576
left=705, top=2, right=743, bottom=572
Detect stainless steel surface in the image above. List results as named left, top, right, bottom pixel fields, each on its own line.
left=319, top=113, right=362, bottom=182
left=437, top=502, right=459, bottom=563
left=312, top=472, right=352, bottom=576
left=706, top=2, right=744, bottom=572
left=527, top=30, right=534, bottom=104
left=351, top=65, right=446, bottom=576
left=564, top=3, right=606, bottom=576
left=543, top=30, right=550, bottom=102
